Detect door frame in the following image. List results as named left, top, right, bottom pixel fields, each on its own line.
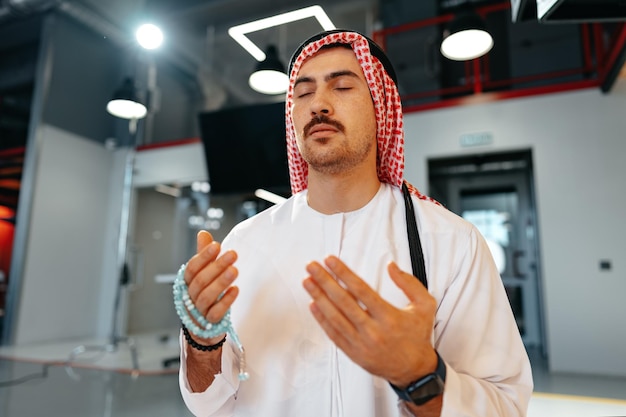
left=428, top=149, right=546, bottom=351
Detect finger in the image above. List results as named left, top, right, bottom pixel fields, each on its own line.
left=323, top=256, right=389, bottom=317
left=387, top=262, right=431, bottom=304
left=186, top=284, right=240, bottom=346
left=307, top=294, right=352, bottom=350
left=196, top=230, right=214, bottom=254
left=303, top=274, right=358, bottom=344
left=185, top=241, right=221, bottom=285
left=305, top=261, right=370, bottom=328
left=186, top=240, right=237, bottom=288
left=203, top=285, right=240, bottom=323
left=187, top=250, right=238, bottom=302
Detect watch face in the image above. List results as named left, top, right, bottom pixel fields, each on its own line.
left=406, top=374, right=445, bottom=405
left=391, top=352, right=446, bottom=406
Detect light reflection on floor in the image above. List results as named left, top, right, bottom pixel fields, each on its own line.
left=529, top=393, right=626, bottom=417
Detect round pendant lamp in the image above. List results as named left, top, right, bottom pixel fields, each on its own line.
left=248, top=45, right=289, bottom=95
left=441, top=11, right=494, bottom=61
left=106, top=77, right=148, bottom=120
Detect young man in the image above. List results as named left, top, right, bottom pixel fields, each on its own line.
left=176, top=30, right=533, bottom=416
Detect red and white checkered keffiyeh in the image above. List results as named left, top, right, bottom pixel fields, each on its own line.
left=285, top=31, right=435, bottom=202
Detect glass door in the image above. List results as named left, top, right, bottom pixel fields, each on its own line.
left=429, top=151, right=544, bottom=349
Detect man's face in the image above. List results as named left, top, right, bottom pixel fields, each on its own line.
left=291, top=46, right=377, bottom=176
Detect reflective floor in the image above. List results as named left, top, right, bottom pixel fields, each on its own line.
left=0, top=335, right=625, bottom=417
left=0, top=361, right=190, bottom=417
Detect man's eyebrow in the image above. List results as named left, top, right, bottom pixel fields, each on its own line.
left=294, top=70, right=361, bottom=89
left=325, top=70, right=360, bottom=82
left=294, top=76, right=314, bottom=89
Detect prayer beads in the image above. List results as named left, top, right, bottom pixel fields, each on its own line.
left=173, top=263, right=249, bottom=381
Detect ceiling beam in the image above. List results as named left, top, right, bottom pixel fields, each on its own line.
left=601, top=23, right=626, bottom=93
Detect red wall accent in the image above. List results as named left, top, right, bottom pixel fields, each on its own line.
left=0, top=206, right=15, bottom=279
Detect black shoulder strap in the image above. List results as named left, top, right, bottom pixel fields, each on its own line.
left=402, top=182, right=428, bottom=288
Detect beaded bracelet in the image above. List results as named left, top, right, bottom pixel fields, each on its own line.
left=173, top=263, right=249, bottom=380
left=182, top=325, right=226, bottom=352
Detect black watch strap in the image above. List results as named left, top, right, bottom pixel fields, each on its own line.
left=390, top=351, right=446, bottom=406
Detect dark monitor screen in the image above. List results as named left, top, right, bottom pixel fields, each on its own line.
left=198, top=101, right=290, bottom=196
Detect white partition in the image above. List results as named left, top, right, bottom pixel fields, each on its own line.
left=15, top=124, right=115, bottom=344
left=133, top=140, right=207, bottom=188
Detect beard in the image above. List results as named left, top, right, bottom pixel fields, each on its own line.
left=299, top=132, right=375, bottom=175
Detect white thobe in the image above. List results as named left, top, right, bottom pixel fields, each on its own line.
left=179, top=183, right=533, bottom=417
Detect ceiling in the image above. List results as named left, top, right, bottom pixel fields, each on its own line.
left=118, top=0, right=626, bottom=104
left=70, top=0, right=381, bottom=108
left=133, top=0, right=380, bottom=107
left=0, top=0, right=625, bottom=147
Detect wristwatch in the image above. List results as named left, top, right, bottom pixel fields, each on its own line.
left=389, top=351, right=446, bottom=406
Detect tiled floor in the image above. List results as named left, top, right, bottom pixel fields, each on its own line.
left=0, top=333, right=625, bottom=417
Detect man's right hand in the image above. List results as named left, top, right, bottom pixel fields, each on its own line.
left=184, top=230, right=240, bottom=346
left=184, top=231, right=240, bottom=392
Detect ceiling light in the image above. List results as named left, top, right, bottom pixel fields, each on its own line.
left=254, top=189, right=287, bottom=205
left=155, top=184, right=181, bottom=198
left=228, top=5, right=335, bottom=62
left=191, top=181, right=211, bottom=193
left=136, top=23, right=164, bottom=50
left=441, top=11, right=493, bottom=61
left=106, top=77, right=147, bottom=120
left=249, top=45, right=289, bottom=94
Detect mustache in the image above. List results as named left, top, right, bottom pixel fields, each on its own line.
left=303, top=114, right=345, bottom=137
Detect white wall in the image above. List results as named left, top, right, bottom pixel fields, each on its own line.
left=15, top=124, right=118, bottom=344
left=403, top=79, right=626, bottom=377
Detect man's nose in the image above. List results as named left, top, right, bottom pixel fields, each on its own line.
left=310, top=92, right=333, bottom=116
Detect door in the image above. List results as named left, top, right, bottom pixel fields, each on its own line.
left=429, top=150, right=544, bottom=349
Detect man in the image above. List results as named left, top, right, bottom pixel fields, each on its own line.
left=176, top=30, right=533, bottom=416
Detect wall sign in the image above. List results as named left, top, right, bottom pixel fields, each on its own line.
left=460, top=132, right=494, bottom=147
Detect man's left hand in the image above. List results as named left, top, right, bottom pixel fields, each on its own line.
left=302, top=256, right=438, bottom=387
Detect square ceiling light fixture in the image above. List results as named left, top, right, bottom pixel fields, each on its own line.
left=229, top=5, right=336, bottom=94
left=228, top=5, right=336, bottom=62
